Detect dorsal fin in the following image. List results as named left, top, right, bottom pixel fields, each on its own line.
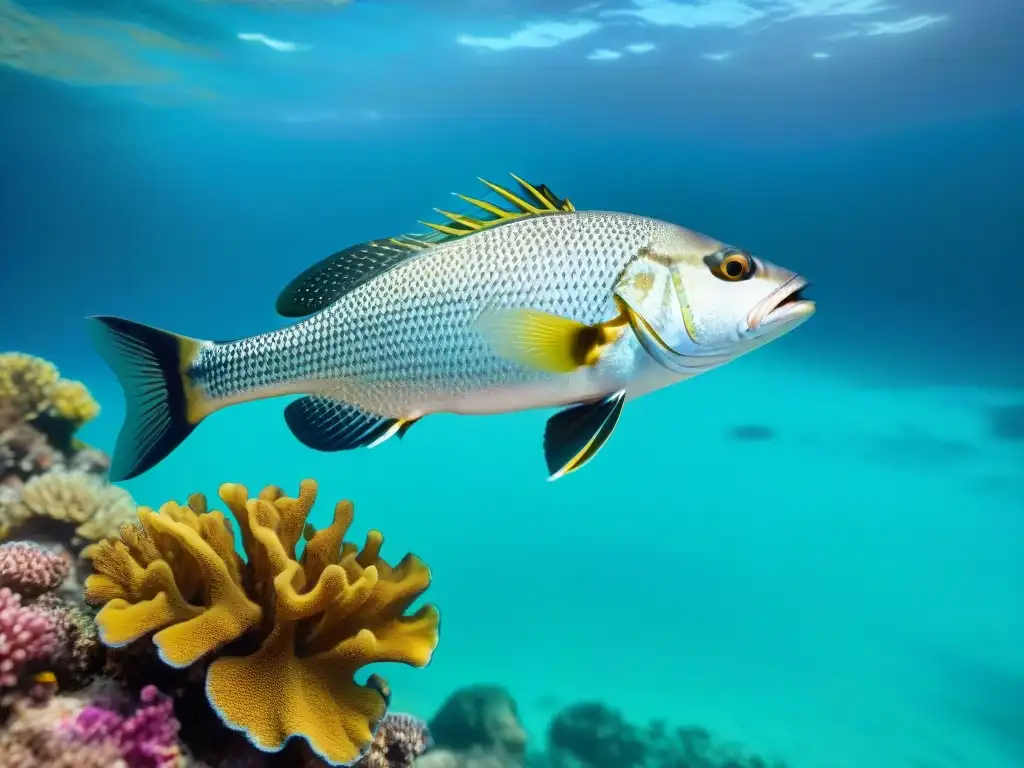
left=418, top=174, right=575, bottom=240
left=276, top=174, right=575, bottom=318
left=275, top=236, right=432, bottom=318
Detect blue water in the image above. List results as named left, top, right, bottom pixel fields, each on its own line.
left=2, top=1, right=1023, bottom=766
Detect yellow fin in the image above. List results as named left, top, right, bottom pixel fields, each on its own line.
left=475, top=308, right=621, bottom=374
left=412, top=174, right=575, bottom=243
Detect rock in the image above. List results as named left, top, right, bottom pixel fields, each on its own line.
left=415, top=747, right=524, bottom=768
left=548, top=702, right=646, bottom=768
left=428, top=685, right=527, bottom=756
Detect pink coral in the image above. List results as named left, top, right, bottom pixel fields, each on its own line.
left=67, top=685, right=182, bottom=768
left=0, top=541, right=70, bottom=596
left=0, top=586, right=57, bottom=688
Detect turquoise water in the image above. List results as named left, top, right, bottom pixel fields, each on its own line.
left=2, top=1, right=1023, bottom=766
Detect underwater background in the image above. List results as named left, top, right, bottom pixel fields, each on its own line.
left=1, top=0, right=1023, bottom=767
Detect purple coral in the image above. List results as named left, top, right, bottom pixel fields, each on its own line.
left=68, top=684, right=182, bottom=768
left=0, top=541, right=70, bottom=596
left=0, top=586, right=57, bottom=688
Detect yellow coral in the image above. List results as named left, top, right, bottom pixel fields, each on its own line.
left=47, top=379, right=100, bottom=426
left=6, top=471, right=137, bottom=546
left=0, top=351, right=100, bottom=435
left=0, top=352, right=59, bottom=425
left=85, top=479, right=440, bottom=767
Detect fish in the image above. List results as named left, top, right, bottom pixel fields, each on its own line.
left=87, top=174, right=815, bottom=483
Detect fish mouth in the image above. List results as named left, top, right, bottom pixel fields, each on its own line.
left=748, top=276, right=816, bottom=331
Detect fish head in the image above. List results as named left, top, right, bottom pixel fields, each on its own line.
left=615, top=224, right=815, bottom=370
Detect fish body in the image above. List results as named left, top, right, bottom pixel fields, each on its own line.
left=88, top=176, right=815, bottom=482
left=194, top=211, right=673, bottom=417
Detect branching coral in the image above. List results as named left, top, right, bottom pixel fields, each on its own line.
left=2, top=471, right=137, bottom=552
left=85, top=478, right=441, bottom=767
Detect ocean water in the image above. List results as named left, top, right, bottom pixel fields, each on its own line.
left=2, top=0, right=1023, bottom=766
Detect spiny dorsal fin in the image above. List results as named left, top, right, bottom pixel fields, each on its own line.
left=416, top=173, right=574, bottom=240
left=276, top=174, right=575, bottom=317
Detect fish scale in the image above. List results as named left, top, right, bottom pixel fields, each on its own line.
left=192, top=211, right=658, bottom=416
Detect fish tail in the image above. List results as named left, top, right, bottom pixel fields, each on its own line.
left=86, top=315, right=213, bottom=482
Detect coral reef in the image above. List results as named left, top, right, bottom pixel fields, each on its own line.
left=0, top=680, right=185, bottom=767
left=0, top=352, right=130, bottom=560
left=86, top=478, right=440, bottom=766
left=6, top=470, right=137, bottom=554
left=412, top=692, right=786, bottom=768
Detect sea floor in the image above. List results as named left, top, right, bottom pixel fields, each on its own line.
left=87, top=352, right=1024, bottom=768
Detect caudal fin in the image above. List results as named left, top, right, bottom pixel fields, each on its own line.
left=86, top=316, right=209, bottom=482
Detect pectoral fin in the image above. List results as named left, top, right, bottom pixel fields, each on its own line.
left=544, top=390, right=626, bottom=481
left=475, top=308, right=626, bottom=374
left=284, top=396, right=418, bottom=451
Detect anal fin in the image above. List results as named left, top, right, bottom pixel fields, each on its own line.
left=544, top=390, right=626, bottom=481
left=284, top=396, right=418, bottom=452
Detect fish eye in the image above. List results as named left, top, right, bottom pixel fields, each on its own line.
left=706, top=249, right=754, bottom=282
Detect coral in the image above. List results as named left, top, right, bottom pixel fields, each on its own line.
left=3, top=471, right=137, bottom=552
left=67, top=684, right=182, bottom=768
left=46, top=380, right=100, bottom=428
left=0, top=587, right=57, bottom=689
left=0, top=354, right=59, bottom=428
left=85, top=478, right=441, bottom=767
left=0, top=692, right=126, bottom=768
left=0, top=541, right=70, bottom=596
left=0, top=682, right=186, bottom=768
left=0, top=353, right=98, bottom=435
left=31, top=594, right=103, bottom=688
left=429, top=686, right=526, bottom=757
left=0, top=424, right=60, bottom=485
left=348, top=713, right=431, bottom=768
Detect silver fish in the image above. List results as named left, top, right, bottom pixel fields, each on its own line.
left=88, top=175, right=814, bottom=482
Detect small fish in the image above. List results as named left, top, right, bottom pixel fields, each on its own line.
left=88, top=175, right=814, bottom=482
